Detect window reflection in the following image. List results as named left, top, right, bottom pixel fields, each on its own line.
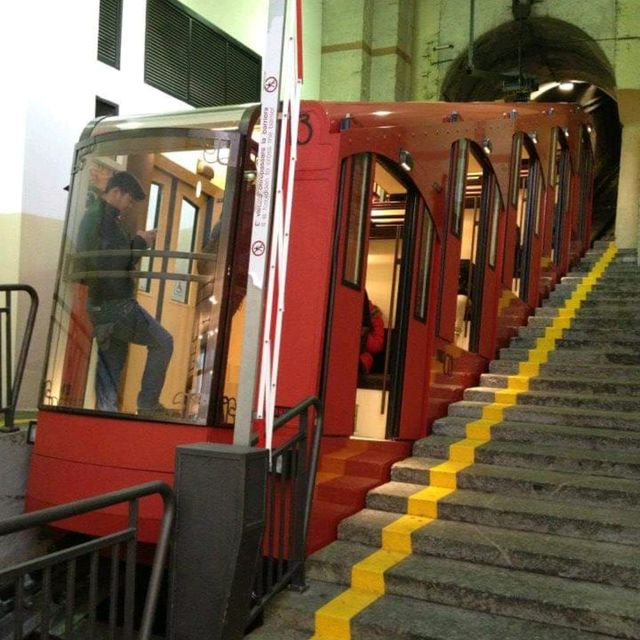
left=44, top=130, right=243, bottom=424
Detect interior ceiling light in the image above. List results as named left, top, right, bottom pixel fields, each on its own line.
left=558, top=81, right=575, bottom=92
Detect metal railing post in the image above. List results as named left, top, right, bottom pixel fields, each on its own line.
left=0, top=285, right=38, bottom=433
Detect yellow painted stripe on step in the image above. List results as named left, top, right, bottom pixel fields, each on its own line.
left=506, top=375, right=529, bottom=391
left=518, top=361, right=540, bottom=376
left=466, top=419, right=493, bottom=440
left=408, top=486, right=455, bottom=518
left=526, top=349, right=549, bottom=364
left=449, top=438, right=486, bottom=463
left=482, top=403, right=506, bottom=420
left=556, top=306, right=576, bottom=318
left=543, top=325, right=564, bottom=340
left=351, top=549, right=408, bottom=593
left=535, top=336, right=557, bottom=351
left=494, top=389, right=520, bottom=405
left=313, top=589, right=380, bottom=640
left=429, top=460, right=470, bottom=489
left=552, top=316, right=572, bottom=330
left=382, top=515, right=432, bottom=554
left=563, top=298, right=580, bottom=312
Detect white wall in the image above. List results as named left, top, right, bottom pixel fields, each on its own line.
left=183, top=0, right=321, bottom=99
left=12, top=0, right=321, bottom=222
left=5, top=0, right=324, bottom=410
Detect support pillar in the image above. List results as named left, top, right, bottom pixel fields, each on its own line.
left=614, top=89, right=640, bottom=251
left=320, top=0, right=373, bottom=100
left=168, top=443, right=268, bottom=640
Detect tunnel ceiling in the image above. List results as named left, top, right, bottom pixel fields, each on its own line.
left=441, top=16, right=620, bottom=238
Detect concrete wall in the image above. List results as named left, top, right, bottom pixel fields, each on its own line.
left=319, top=0, right=640, bottom=251
left=4, top=0, right=321, bottom=412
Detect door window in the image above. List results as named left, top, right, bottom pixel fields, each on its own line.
left=343, top=153, right=373, bottom=288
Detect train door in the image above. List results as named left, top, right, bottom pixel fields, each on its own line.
left=509, top=134, right=544, bottom=306
left=323, top=154, right=428, bottom=439
left=437, top=140, right=502, bottom=360
left=575, top=126, right=594, bottom=254
left=549, top=128, right=572, bottom=272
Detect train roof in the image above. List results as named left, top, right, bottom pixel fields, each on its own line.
left=82, top=100, right=588, bottom=145
left=313, top=100, right=587, bottom=130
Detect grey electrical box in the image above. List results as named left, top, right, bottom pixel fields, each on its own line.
left=168, top=443, right=268, bottom=640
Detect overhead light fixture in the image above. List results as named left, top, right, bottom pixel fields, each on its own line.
left=399, top=149, right=413, bottom=172
left=530, top=132, right=538, bottom=145
left=562, top=126, right=570, bottom=138
left=482, top=138, right=492, bottom=155
left=558, top=81, right=574, bottom=92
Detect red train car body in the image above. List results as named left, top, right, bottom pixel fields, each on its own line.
left=26, top=100, right=593, bottom=542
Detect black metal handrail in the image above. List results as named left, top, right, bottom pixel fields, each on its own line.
left=248, top=395, right=323, bottom=625
left=0, top=481, right=174, bottom=639
left=0, top=285, right=38, bottom=433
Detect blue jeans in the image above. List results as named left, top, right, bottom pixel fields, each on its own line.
left=88, top=299, right=174, bottom=412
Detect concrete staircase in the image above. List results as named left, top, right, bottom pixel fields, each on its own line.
left=248, top=242, right=640, bottom=640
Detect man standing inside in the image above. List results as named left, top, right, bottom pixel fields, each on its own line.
left=77, top=170, right=173, bottom=415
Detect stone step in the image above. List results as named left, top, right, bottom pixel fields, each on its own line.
left=464, top=386, right=640, bottom=413
left=510, top=335, right=640, bottom=353
left=391, top=457, right=640, bottom=508
left=447, top=400, right=640, bottom=432
left=415, top=434, right=640, bottom=479
left=432, top=414, right=640, bottom=452
left=498, top=346, right=640, bottom=366
left=516, top=325, right=640, bottom=342
left=307, top=541, right=640, bottom=638
left=246, top=580, right=341, bottom=638
left=249, top=581, right=618, bottom=640
left=479, top=372, right=640, bottom=397
left=526, top=314, right=640, bottom=331
left=366, top=483, right=640, bottom=545
left=535, top=305, right=640, bottom=319
left=337, top=509, right=640, bottom=589
left=488, top=359, right=640, bottom=382
left=542, top=293, right=640, bottom=308
left=571, top=262, right=640, bottom=273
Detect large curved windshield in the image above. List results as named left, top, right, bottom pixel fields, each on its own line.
left=44, top=107, right=257, bottom=425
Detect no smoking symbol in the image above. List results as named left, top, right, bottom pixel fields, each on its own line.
left=252, top=241, right=266, bottom=256
left=264, top=76, right=278, bottom=92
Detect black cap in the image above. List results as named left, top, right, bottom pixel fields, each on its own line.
left=106, top=171, right=146, bottom=201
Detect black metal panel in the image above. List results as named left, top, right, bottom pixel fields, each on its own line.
left=190, top=20, right=227, bottom=107
left=169, top=444, right=268, bottom=640
left=226, top=44, right=261, bottom=105
left=97, top=0, right=122, bottom=68
left=145, top=0, right=190, bottom=101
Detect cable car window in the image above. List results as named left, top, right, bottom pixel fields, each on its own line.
left=414, top=206, right=434, bottom=322
left=343, top=153, right=372, bottom=288
left=449, top=140, right=469, bottom=237
left=548, top=128, right=558, bottom=186
left=172, top=199, right=199, bottom=303
left=489, top=184, right=501, bottom=269
left=510, top=134, right=523, bottom=207
left=534, top=168, right=544, bottom=236
left=138, top=182, right=162, bottom=293
left=43, top=109, right=249, bottom=424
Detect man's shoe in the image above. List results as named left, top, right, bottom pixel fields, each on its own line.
left=137, top=403, right=181, bottom=419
